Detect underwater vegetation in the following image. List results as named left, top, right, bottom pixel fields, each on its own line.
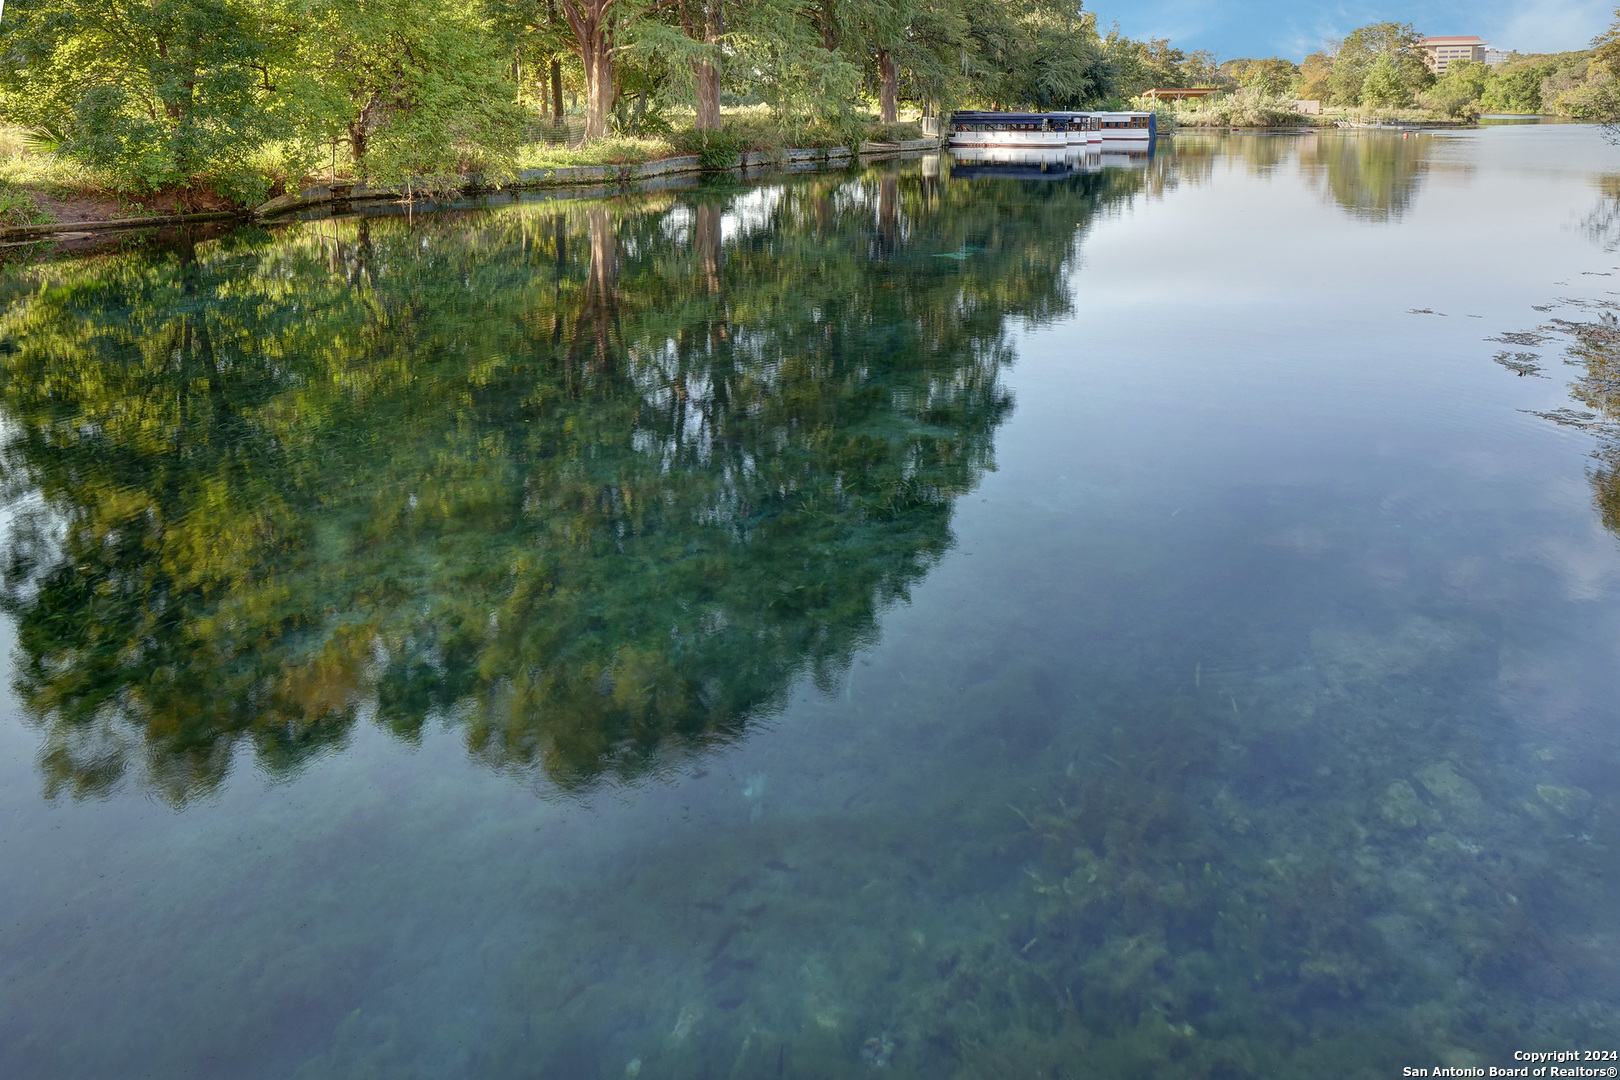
left=409, top=606, right=1612, bottom=1080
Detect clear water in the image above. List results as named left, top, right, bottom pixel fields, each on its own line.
left=1, top=127, right=1618, bottom=1078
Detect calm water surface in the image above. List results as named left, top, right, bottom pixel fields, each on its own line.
left=2, top=126, right=1619, bottom=1078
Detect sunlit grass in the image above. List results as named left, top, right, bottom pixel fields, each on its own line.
left=515, top=136, right=678, bottom=169
left=0, top=126, right=110, bottom=200
left=511, top=111, right=924, bottom=171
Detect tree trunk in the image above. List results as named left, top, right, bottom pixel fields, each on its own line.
left=551, top=59, right=564, bottom=124
left=559, top=0, right=618, bottom=140
left=878, top=49, right=898, bottom=124
left=694, top=0, right=724, bottom=131
left=583, top=45, right=614, bottom=139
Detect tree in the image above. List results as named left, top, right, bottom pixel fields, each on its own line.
left=1225, top=57, right=1299, bottom=97
left=1327, top=21, right=1429, bottom=106
left=481, top=0, right=576, bottom=124
left=1298, top=51, right=1332, bottom=102
left=965, top=0, right=1112, bottom=110
left=1421, top=57, right=1487, bottom=117
left=845, top=0, right=973, bottom=122
left=1107, top=34, right=1191, bottom=97
left=1359, top=53, right=1408, bottom=108
left=0, top=0, right=284, bottom=203
left=555, top=0, right=640, bottom=138
left=1481, top=57, right=1555, bottom=113
left=685, top=0, right=725, bottom=130
left=289, top=0, right=524, bottom=185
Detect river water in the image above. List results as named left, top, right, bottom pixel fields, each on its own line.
left=1, top=125, right=1617, bottom=1078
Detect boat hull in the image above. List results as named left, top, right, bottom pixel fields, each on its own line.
left=947, top=130, right=1068, bottom=150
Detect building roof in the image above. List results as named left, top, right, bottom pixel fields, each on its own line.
left=1421, top=36, right=1486, bottom=46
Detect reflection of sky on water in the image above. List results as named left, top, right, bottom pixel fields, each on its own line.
left=2, top=127, right=1620, bottom=1078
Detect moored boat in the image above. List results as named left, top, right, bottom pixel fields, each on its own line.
left=1051, top=112, right=1101, bottom=147
left=1095, top=111, right=1156, bottom=142
left=949, top=110, right=1147, bottom=149
left=947, top=112, right=1067, bottom=150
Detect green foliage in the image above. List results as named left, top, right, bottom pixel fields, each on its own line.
left=1533, top=52, right=1620, bottom=120
left=956, top=0, right=1114, bottom=110
left=516, top=134, right=673, bottom=167
left=1326, top=21, right=1429, bottom=107
left=0, top=0, right=282, bottom=202
left=1170, top=91, right=1311, bottom=129
left=1359, top=53, right=1409, bottom=108
left=1421, top=58, right=1488, bottom=118
left=670, top=127, right=749, bottom=167
left=1222, top=57, right=1300, bottom=97
left=1298, top=51, right=1333, bottom=102
left=0, top=183, right=51, bottom=224
left=1481, top=58, right=1555, bottom=113
left=0, top=0, right=1224, bottom=200
left=1106, top=33, right=1218, bottom=99
left=609, top=91, right=675, bottom=136
left=286, top=0, right=525, bottom=187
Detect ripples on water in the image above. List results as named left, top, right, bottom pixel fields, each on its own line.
left=0, top=128, right=1617, bottom=1078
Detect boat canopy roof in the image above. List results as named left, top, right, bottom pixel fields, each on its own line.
left=950, top=111, right=1067, bottom=123
left=951, top=110, right=1151, bottom=120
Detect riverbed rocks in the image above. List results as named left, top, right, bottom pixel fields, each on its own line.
left=1536, top=783, right=1594, bottom=822
left=1377, top=779, right=1426, bottom=830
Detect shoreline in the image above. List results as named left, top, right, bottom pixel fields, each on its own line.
left=0, top=138, right=943, bottom=244
left=0, top=121, right=1512, bottom=245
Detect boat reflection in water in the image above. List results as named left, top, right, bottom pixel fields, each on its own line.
left=948, top=142, right=1152, bottom=181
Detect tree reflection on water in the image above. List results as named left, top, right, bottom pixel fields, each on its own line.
left=0, top=164, right=1142, bottom=802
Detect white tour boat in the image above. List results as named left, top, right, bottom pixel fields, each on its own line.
left=949, top=111, right=1150, bottom=150
left=947, top=112, right=1067, bottom=151
left=1094, top=112, right=1157, bottom=142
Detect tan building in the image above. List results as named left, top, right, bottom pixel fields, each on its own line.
left=1420, top=36, right=1488, bottom=74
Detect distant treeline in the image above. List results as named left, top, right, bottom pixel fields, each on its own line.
left=1213, top=18, right=1620, bottom=119
left=0, top=0, right=1228, bottom=204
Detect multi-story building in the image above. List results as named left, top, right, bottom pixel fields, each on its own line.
left=1421, top=36, right=1489, bottom=73
left=1483, top=48, right=1514, bottom=67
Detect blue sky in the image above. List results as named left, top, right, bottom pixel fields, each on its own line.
left=1097, top=0, right=1615, bottom=61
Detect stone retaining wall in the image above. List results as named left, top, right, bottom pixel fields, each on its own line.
left=252, top=138, right=940, bottom=220
left=0, top=139, right=941, bottom=243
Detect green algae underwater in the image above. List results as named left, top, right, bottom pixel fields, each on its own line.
left=0, top=131, right=1618, bottom=1079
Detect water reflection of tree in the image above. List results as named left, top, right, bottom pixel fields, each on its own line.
left=0, top=164, right=1137, bottom=803
left=1298, top=132, right=1430, bottom=222
left=1490, top=296, right=1620, bottom=537
left=1581, top=175, right=1620, bottom=251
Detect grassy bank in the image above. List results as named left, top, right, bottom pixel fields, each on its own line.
left=1150, top=94, right=1314, bottom=129
left=0, top=108, right=928, bottom=228
left=1320, top=106, right=1473, bottom=126
left=1154, top=95, right=1483, bottom=132
left=506, top=108, right=924, bottom=173
left=0, top=128, right=125, bottom=226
